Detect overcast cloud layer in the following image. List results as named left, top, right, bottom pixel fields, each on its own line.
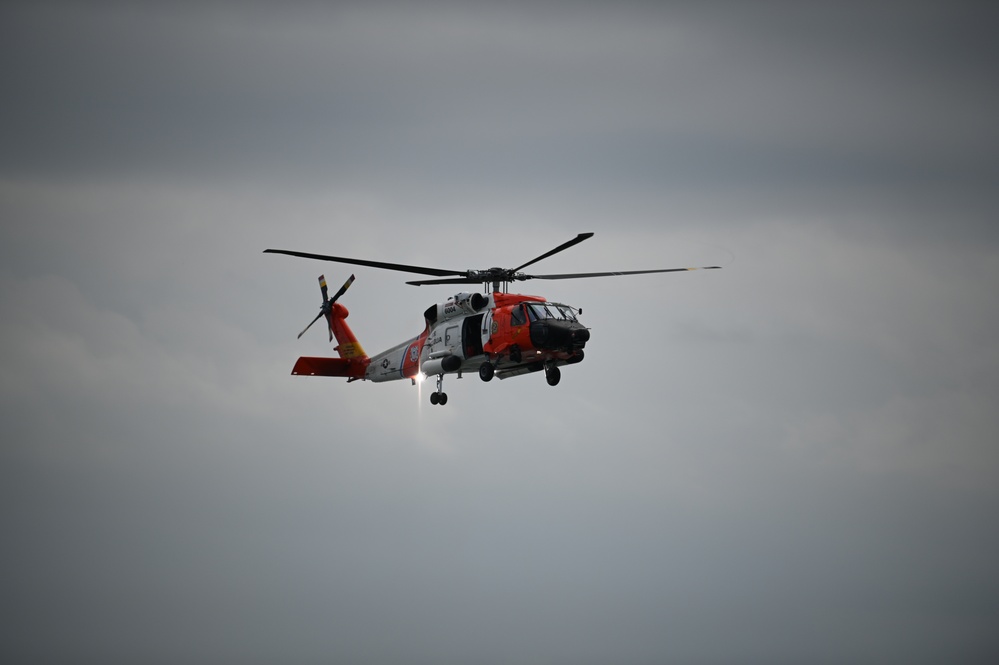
left=2, top=2, right=998, bottom=663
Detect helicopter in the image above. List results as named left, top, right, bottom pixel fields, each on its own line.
left=265, top=233, right=719, bottom=406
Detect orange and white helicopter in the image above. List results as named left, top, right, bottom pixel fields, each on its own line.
left=265, top=233, right=719, bottom=405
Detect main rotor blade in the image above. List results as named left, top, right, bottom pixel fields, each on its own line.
left=406, top=277, right=482, bottom=286
left=298, top=311, right=324, bottom=339
left=525, top=266, right=721, bottom=280
left=329, top=274, right=355, bottom=304
left=511, top=232, right=594, bottom=273
left=264, top=249, right=464, bottom=278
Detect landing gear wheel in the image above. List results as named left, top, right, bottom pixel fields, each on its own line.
left=545, top=365, right=561, bottom=386
left=510, top=346, right=522, bottom=363
left=430, top=374, right=448, bottom=405
left=479, top=362, right=495, bottom=382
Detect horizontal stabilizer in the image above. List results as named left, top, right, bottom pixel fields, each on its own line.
left=292, top=356, right=367, bottom=378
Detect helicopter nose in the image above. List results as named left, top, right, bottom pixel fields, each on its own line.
left=530, top=321, right=590, bottom=349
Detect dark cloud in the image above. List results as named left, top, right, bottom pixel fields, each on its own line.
left=5, top=3, right=997, bottom=185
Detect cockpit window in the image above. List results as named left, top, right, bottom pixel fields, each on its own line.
left=527, top=304, right=549, bottom=321
left=556, top=305, right=576, bottom=321
left=510, top=304, right=526, bottom=326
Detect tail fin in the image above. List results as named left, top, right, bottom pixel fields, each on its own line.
left=291, top=303, right=369, bottom=379
left=327, top=302, right=367, bottom=359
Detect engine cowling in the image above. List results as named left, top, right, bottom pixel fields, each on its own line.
left=424, top=292, right=490, bottom=325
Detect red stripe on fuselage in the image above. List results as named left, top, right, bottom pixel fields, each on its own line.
left=400, top=328, right=430, bottom=378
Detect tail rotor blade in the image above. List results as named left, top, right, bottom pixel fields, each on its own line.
left=318, top=274, right=329, bottom=302
left=329, top=274, right=355, bottom=305
left=298, top=311, right=324, bottom=339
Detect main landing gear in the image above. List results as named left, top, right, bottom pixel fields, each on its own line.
left=479, top=361, right=494, bottom=382
left=429, top=373, right=448, bottom=406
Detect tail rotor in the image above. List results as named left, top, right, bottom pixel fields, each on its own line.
left=298, top=274, right=355, bottom=341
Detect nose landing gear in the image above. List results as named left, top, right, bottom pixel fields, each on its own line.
left=545, top=363, right=561, bottom=386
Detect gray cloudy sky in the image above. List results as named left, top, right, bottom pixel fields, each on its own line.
left=2, top=2, right=998, bottom=663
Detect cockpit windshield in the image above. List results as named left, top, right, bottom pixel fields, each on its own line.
left=527, top=303, right=577, bottom=322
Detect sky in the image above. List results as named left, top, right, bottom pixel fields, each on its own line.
left=2, top=2, right=998, bottom=663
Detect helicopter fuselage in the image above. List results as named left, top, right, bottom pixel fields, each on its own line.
left=363, top=291, right=588, bottom=383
